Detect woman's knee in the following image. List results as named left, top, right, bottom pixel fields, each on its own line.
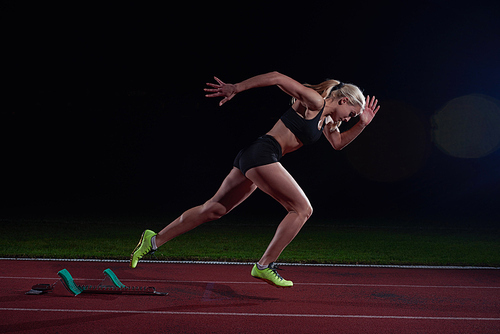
left=301, top=203, right=313, bottom=220
left=289, top=201, right=313, bottom=221
left=201, top=200, right=228, bottom=221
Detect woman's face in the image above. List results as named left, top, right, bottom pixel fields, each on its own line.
left=333, top=97, right=362, bottom=123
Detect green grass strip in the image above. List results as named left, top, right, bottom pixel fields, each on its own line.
left=1, top=219, right=498, bottom=267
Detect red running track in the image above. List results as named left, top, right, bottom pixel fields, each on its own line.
left=0, top=259, right=499, bottom=333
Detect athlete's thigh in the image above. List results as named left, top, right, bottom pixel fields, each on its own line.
left=245, top=163, right=311, bottom=213
left=208, top=167, right=257, bottom=213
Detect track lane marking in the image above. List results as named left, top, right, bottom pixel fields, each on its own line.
left=1, top=276, right=499, bottom=289
left=2, top=258, right=498, bottom=270
left=1, top=308, right=499, bottom=321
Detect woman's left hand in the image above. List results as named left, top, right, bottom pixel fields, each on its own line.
left=204, top=77, right=237, bottom=106
left=359, top=95, right=380, bottom=127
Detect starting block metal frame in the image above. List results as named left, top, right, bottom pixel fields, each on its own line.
left=26, top=268, right=168, bottom=296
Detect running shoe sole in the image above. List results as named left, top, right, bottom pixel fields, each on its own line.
left=251, top=264, right=293, bottom=288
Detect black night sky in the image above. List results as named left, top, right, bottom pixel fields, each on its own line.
left=1, top=1, right=499, bottom=227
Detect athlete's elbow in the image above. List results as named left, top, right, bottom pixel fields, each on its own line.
left=336, top=141, right=352, bottom=150
left=337, top=141, right=350, bottom=150
left=329, top=139, right=344, bottom=151
left=328, top=134, right=349, bottom=150
left=333, top=145, right=344, bottom=151
left=270, top=71, right=285, bottom=84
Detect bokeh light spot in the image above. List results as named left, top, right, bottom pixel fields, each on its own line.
left=432, top=94, right=500, bottom=158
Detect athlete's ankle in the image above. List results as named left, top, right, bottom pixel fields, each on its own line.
left=151, top=235, right=158, bottom=251
left=256, top=262, right=268, bottom=270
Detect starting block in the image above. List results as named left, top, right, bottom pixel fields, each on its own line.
left=26, top=268, right=168, bottom=296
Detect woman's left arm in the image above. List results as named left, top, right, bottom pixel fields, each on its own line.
left=324, top=95, right=380, bottom=150
left=204, top=72, right=323, bottom=109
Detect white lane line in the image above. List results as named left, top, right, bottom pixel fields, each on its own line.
left=1, top=276, right=499, bottom=289
left=1, top=258, right=498, bottom=270
left=1, top=308, right=499, bottom=321
left=295, top=283, right=500, bottom=289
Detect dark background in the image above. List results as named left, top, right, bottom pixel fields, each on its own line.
left=1, top=1, right=499, bottom=227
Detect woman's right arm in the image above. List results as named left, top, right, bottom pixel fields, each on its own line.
left=323, top=95, right=380, bottom=150
left=205, top=71, right=323, bottom=110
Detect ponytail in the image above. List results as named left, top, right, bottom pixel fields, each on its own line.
left=293, top=79, right=366, bottom=111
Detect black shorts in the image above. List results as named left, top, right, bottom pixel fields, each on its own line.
left=233, top=135, right=283, bottom=175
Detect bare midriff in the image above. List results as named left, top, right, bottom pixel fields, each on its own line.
left=266, top=120, right=303, bottom=156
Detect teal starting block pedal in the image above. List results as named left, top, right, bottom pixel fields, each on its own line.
left=57, top=269, right=84, bottom=295
left=26, top=268, right=168, bottom=296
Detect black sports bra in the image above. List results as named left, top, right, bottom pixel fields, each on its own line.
left=280, top=102, right=325, bottom=145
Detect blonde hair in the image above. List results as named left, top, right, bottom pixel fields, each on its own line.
left=292, top=79, right=365, bottom=132
left=305, top=79, right=366, bottom=110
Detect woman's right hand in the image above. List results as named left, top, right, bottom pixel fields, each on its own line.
left=204, top=76, right=237, bottom=106
left=359, top=95, right=380, bottom=127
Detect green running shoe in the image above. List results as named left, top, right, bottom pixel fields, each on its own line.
left=130, top=230, right=157, bottom=269
left=251, top=263, right=293, bottom=288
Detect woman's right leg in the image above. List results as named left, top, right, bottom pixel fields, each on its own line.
left=245, top=163, right=313, bottom=266
left=155, top=167, right=257, bottom=247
